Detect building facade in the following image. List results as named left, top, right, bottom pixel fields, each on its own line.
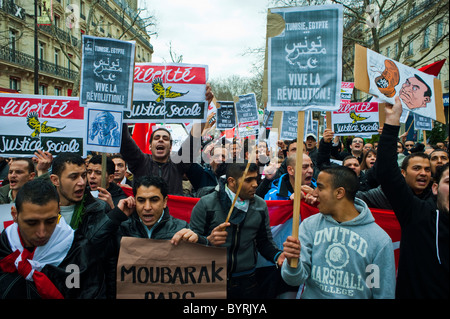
left=0, top=0, right=153, bottom=95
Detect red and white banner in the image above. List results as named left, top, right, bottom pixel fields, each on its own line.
left=125, top=63, right=209, bottom=123
left=163, top=194, right=401, bottom=271
left=0, top=94, right=86, bottom=157
left=331, top=101, right=380, bottom=136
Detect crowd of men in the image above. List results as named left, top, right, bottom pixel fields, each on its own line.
left=0, top=96, right=448, bottom=299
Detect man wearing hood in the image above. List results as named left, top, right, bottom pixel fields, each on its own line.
left=281, top=166, right=396, bottom=299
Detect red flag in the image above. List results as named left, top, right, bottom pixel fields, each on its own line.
left=131, top=123, right=150, bottom=154
left=418, top=59, right=446, bottom=76
left=165, top=195, right=401, bottom=271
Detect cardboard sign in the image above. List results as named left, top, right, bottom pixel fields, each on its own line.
left=267, top=5, right=343, bottom=111
left=80, top=35, right=135, bottom=109
left=0, top=94, right=86, bottom=157
left=331, top=102, right=380, bottom=136
left=354, top=44, right=445, bottom=123
left=116, top=237, right=227, bottom=299
left=127, top=63, right=208, bottom=123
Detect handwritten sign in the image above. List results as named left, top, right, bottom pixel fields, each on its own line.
left=267, top=5, right=343, bottom=111
left=0, top=94, right=86, bottom=157
left=116, top=237, right=227, bottom=299
left=125, top=63, right=208, bottom=123
left=235, top=93, right=259, bottom=138
left=80, top=35, right=135, bottom=109
left=331, top=102, right=379, bottom=136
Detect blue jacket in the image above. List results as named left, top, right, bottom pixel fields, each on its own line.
left=265, top=174, right=316, bottom=201
left=264, top=174, right=292, bottom=200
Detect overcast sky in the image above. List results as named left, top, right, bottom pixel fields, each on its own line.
left=138, top=0, right=271, bottom=81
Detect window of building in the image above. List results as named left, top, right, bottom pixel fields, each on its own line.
left=406, top=35, right=414, bottom=57
left=9, top=77, right=20, bottom=91
left=436, top=19, right=444, bottom=42
left=55, top=87, right=62, bottom=96
left=422, top=26, right=430, bottom=49
left=9, top=29, right=17, bottom=51
left=39, top=84, right=48, bottom=95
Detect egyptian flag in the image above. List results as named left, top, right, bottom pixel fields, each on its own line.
left=0, top=216, right=74, bottom=299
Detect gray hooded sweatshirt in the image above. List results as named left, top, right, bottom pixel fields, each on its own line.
left=281, top=198, right=396, bottom=299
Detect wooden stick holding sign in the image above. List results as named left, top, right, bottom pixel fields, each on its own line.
left=290, top=111, right=305, bottom=268
left=225, top=148, right=257, bottom=223
left=101, top=152, right=107, bottom=189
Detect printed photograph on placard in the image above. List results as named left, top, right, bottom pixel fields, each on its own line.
left=86, top=107, right=123, bottom=153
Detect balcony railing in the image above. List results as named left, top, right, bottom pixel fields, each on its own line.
left=0, top=46, right=79, bottom=81
left=38, top=25, right=80, bottom=47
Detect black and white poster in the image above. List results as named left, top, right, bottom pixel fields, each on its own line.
left=267, top=5, right=343, bottom=112
left=235, top=93, right=259, bottom=138
left=216, top=101, right=236, bottom=130
left=80, top=35, right=135, bottom=109
left=413, top=113, right=433, bottom=131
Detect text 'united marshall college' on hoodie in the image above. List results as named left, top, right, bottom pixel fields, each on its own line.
left=281, top=198, right=396, bottom=299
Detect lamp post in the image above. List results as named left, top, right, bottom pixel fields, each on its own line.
left=34, top=0, right=39, bottom=94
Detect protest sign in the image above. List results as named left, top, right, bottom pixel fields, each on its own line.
left=280, top=111, right=299, bottom=140
left=116, top=237, right=227, bottom=299
left=341, top=82, right=354, bottom=102
left=85, top=105, right=123, bottom=154
left=413, top=113, right=433, bottom=131
left=354, top=44, right=445, bottom=123
left=216, top=101, right=236, bottom=130
left=0, top=94, right=86, bottom=157
left=267, top=5, right=343, bottom=111
left=331, top=102, right=380, bottom=136
left=262, top=108, right=275, bottom=128
left=79, top=35, right=135, bottom=109
left=236, top=93, right=259, bottom=138
left=126, top=63, right=208, bottom=123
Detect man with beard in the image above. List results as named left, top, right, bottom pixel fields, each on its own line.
left=376, top=96, right=448, bottom=298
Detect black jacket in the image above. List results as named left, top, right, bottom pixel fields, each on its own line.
left=190, top=180, right=282, bottom=276
left=120, top=123, right=197, bottom=195
left=0, top=205, right=127, bottom=299
left=376, top=123, right=449, bottom=298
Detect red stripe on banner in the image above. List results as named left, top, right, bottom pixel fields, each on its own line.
left=134, top=65, right=206, bottom=84
left=165, top=195, right=401, bottom=270
left=0, top=96, right=83, bottom=119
